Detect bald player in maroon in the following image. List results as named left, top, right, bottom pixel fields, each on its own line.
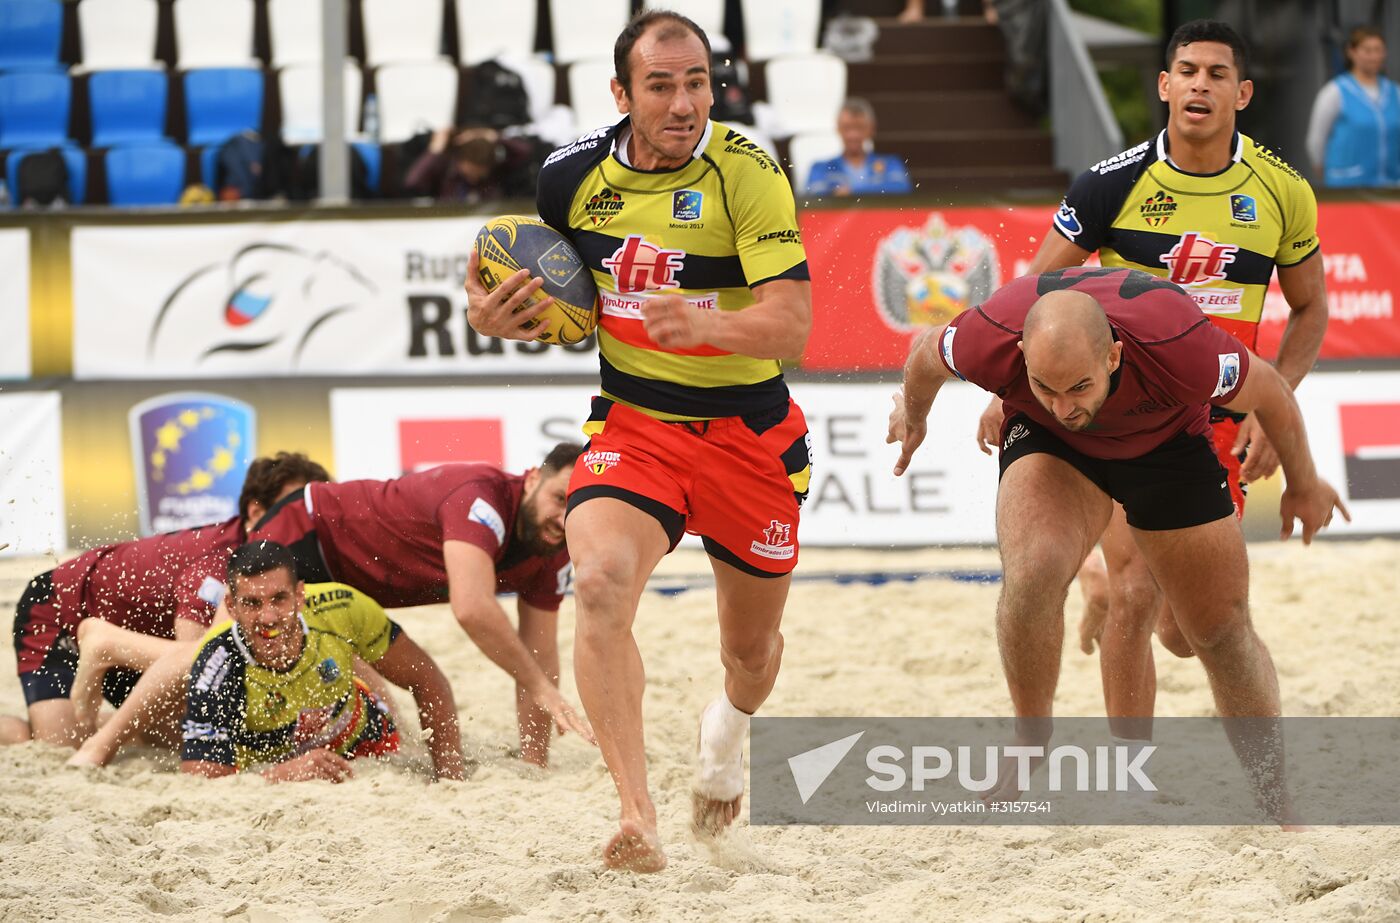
left=888, top=267, right=1347, bottom=824
left=3, top=452, right=329, bottom=747
left=249, top=443, right=594, bottom=766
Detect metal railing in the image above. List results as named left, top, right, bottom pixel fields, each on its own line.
left=1047, top=0, right=1123, bottom=174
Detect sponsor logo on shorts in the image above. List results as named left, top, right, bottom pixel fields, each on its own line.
left=672, top=190, right=703, bottom=222
left=194, top=646, right=232, bottom=693
left=1053, top=201, right=1083, bottom=239
left=1003, top=423, right=1030, bottom=451
left=182, top=720, right=228, bottom=742
left=757, top=229, right=802, bottom=245
left=318, top=657, right=340, bottom=683
left=1212, top=352, right=1242, bottom=398
left=1139, top=190, right=1176, bottom=227
left=1229, top=194, right=1257, bottom=223
left=583, top=449, right=621, bottom=476
left=585, top=188, right=625, bottom=228
left=603, top=236, right=686, bottom=293
left=751, top=520, right=795, bottom=560
left=468, top=497, right=507, bottom=544
left=197, top=575, right=227, bottom=607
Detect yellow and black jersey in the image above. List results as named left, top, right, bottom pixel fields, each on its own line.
left=180, top=583, right=399, bottom=771
left=1051, top=130, right=1319, bottom=349
left=537, top=118, right=809, bottom=421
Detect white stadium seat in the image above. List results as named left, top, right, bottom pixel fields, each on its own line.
left=643, top=0, right=725, bottom=38
left=362, top=0, right=446, bottom=66
left=763, top=52, right=845, bottom=137
left=374, top=60, right=458, bottom=143
left=549, top=0, right=630, bottom=66
left=740, top=0, right=821, bottom=61
left=174, top=0, right=257, bottom=68
left=268, top=0, right=325, bottom=67
left=787, top=130, right=842, bottom=191
left=278, top=62, right=364, bottom=144
left=568, top=58, right=621, bottom=135
left=77, top=0, right=160, bottom=71
left=456, top=0, right=538, bottom=66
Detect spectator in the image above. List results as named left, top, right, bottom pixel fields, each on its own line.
left=403, top=127, right=539, bottom=203
left=804, top=97, right=913, bottom=196
left=1307, top=25, right=1400, bottom=187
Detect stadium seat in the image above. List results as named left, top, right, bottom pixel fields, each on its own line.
left=4, top=145, right=86, bottom=204
left=567, top=59, right=621, bottom=135
left=76, top=0, right=161, bottom=71
left=184, top=67, right=263, bottom=147
left=268, top=0, right=325, bottom=67
left=88, top=69, right=168, bottom=146
left=455, top=0, right=537, bottom=66
left=0, top=72, right=71, bottom=148
left=362, top=0, right=446, bottom=66
left=763, top=52, right=845, bottom=136
left=549, top=0, right=630, bottom=66
left=105, top=141, right=186, bottom=205
left=174, top=0, right=257, bottom=68
left=740, top=0, right=821, bottom=61
left=787, top=130, right=841, bottom=191
left=0, top=0, right=62, bottom=71
left=642, top=0, right=725, bottom=39
left=373, top=61, right=457, bottom=143
left=279, top=62, right=364, bottom=144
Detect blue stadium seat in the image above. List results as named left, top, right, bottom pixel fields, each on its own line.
left=0, top=71, right=71, bottom=148
left=89, top=70, right=168, bottom=146
left=183, top=67, right=263, bottom=147
left=105, top=141, right=185, bottom=205
left=0, top=0, right=63, bottom=72
left=4, top=145, right=87, bottom=204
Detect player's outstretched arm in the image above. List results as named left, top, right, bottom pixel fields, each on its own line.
left=888, top=324, right=955, bottom=476
left=444, top=541, right=596, bottom=746
left=515, top=601, right=560, bottom=768
left=464, top=249, right=552, bottom=341
left=371, top=632, right=466, bottom=781
left=1223, top=352, right=1350, bottom=542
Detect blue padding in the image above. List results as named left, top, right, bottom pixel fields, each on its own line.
left=0, top=71, right=71, bottom=147
left=105, top=140, right=186, bottom=205
left=0, top=0, right=62, bottom=72
left=184, top=67, right=263, bottom=147
left=89, top=69, right=168, bottom=146
left=351, top=141, right=380, bottom=193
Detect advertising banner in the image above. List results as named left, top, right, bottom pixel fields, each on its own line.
left=0, top=392, right=65, bottom=555
left=330, top=381, right=1001, bottom=545
left=1294, top=370, right=1400, bottom=535
left=70, top=219, right=599, bottom=380
left=801, top=203, right=1400, bottom=371
left=0, top=228, right=31, bottom=379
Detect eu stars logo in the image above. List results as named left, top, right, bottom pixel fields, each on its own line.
left=672, top=190, right=703, bottom=222
left=1230, top=194, right=1257, bottom=223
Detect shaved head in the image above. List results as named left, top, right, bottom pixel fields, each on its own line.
left=1018, top=289, right=1121, bottom=431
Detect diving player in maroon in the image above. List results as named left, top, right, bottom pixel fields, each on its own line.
left=888, top=267, right=1347, bottom=825
left=3, top=452, right=330, bottom=747
left=249, top=443, right=593, bottom=766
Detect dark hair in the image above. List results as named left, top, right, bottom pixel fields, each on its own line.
left=226, top=540, right=298, bottom=595
left=1165, top=19, right=1250, bottom=79
left=453, top=136, right=499, bottom=169
left=614, top=9, right=711, bottom=96
left=540, top=442, right=585, bottom=475
left=1345, top=25, right=1385, bottom=68
left=238, top=452, right=331, bottom=522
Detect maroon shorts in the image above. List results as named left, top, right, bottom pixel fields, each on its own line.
left=13, top=570, right=139, bottom=707
left=567, top=397, right=812, bottom=577
left=1208, top=415, right=1247, bottom=518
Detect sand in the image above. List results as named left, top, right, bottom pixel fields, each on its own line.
left=2, top=540, right=1399, bottom=922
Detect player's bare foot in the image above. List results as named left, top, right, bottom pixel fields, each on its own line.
left=602, top=819, right=667, bottom=872
left=65, top=747, right=102, bottom=769
left=1076, top=548, right=1110, bottom=654
left=692, top=789, right=742, bottom=837
left=691, top=697, right=748, bottom=836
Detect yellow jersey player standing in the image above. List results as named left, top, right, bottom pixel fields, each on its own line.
left=978, top=20, right=1329, bottom=745
left=466, top=10, right=813, bottom=872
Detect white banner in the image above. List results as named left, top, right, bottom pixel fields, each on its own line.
left=330, top=381, right=1001, bottom=546
left=71, top=219, right=599, bottom=380
left=1294, top=370, right=1400, bottom=535
left=0, top=392, right=65, bottom=555
left=0, top=229, right=30, bottom=379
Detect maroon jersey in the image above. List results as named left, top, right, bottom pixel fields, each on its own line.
left=298, top=465, right=570, bottom=611
left=939, top=268, right=1252, bottom=459
left=49, top=517, right=246, bottom=637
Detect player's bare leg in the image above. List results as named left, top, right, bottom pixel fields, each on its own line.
left=1154, top=605, right=1197, bottom=658
left=1131, top=515, right=1297, bottom=827
left=566, top=497, right=670, bottom=872
left=70, top=619, right=179, bottom=737
left=26, top=698, right=83, bottom=747
left=0, top=714, right=32, bottom=744
left=1097, top=507, right=1161, bottom=741
left=68, top=642, right=195, bottom=767
left=1075, top=546, right=1110, bottom=654
left=692, top=557, right=789, bottom=836
left=987, top=455, right=1111, bottom=801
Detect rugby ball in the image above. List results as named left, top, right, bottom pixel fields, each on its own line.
left=474, top=215, right=599, bottom=345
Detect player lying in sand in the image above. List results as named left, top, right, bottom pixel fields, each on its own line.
left=180, top=541, right=464, bottom=782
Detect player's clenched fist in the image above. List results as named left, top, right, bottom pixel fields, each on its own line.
left=641, top=294, right=712, bottom=350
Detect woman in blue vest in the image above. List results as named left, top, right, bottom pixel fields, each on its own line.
left=1307, top=26, right=1400, bottom=187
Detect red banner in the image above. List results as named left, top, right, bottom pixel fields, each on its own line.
left=801, top=203, right=1400, bottom=371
